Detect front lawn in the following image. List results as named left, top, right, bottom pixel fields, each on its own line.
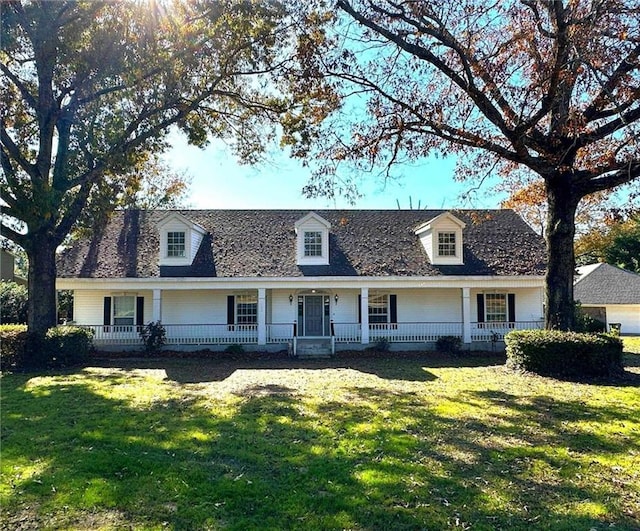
left=2, top=352, right=639, bottom=530
left=623, top=336, right=640, bottom=354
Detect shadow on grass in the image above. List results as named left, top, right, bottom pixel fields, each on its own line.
left=89, top=350, right=506, bottom=384
left=2, top=367, right=639, bottom=530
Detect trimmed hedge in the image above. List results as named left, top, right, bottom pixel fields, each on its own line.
left=0, top=324, right=28, bottom=371
left=0, top=325, right=94, bottom=371
left=46, top=326, right=94, bottom=367
left=505, top=329, right=623, bottom=378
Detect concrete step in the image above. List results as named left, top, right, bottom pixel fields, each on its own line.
left=296, top=338, right=333, bottom=358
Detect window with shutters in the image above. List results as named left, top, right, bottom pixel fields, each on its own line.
left=368, top=293, right=389, bottom=324
left=113, top=295, right=135, bottom=325
left=485, top=293, right=507, bottom=322
left=236, top=294, right=258, bottom=325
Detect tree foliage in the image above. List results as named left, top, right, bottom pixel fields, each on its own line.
left=1, top=0, right=321, bottom=340
left=294, top=0, right=640, bottom=329
left=576, top=213, right=640, bottom=272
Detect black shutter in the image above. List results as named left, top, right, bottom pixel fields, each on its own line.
left=103, top=297, right=112, bottom=325
left=358, top=294, right=362, bottom=323
left=390, top=294, right=397, bottom=323
left=477, top=294, right=485, bottom=323
left=227, top=295, right=235, bottom=325
left=508, top=294, right=516, bottom=323
left=136, top=297, right=144, bottom=326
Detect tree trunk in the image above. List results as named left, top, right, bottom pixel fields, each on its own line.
left=26, top=235, right=58, bottom=336
left=544, top=180, right=580, bottom=330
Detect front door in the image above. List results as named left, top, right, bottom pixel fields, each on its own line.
left=304, top=295, right=324, bottom=336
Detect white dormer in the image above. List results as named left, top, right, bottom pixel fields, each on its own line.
left=414, top=212, right=466, bottom=265
left=294, top=212, right=331, bottom=266
left=157, top=212, right=207, bottom=267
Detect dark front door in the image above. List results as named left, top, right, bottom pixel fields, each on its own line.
left=304, top=295, right=324, bottom=336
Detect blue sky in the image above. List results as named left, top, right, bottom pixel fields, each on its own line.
left=164, top=133, right=505, bottom=210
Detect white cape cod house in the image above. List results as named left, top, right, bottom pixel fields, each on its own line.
left=56, top=209, right=547, bottom=354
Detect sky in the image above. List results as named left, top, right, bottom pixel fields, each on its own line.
left=164, top=132, right=506, bottom=211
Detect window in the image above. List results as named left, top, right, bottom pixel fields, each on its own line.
left=438, top=232, right=456, bottom=256
left=485, top=293, right=507, bottom=322
left=368, top=293, right=389, bottom=324
left=113, top=295, right=135, bottom=325
left=167, top=231, right=186, bottom=257
left=236, top=294, right=258, bottom=325
left=304, top=231, right=322, bottom=257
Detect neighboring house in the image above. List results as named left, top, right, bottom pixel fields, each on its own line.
left=56, top=209, right=547, bottom=354
left=0, top=249, right=27, bottom=286
left=575, top=263, right=640, bottom=335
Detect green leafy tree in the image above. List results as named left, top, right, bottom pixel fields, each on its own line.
left=1, top=1, right=316, bottom=356
left=295, top=0, right=640, bottom=330
left=605, top=217, right=640, bottom=273
left=576, top=214, right=640, bottom=272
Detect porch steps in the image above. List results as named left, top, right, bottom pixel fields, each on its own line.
left=295, top=338, right=333, bottom=358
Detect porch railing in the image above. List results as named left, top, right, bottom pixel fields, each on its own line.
left=369, top=322, right=464, bottom=342
left=266, top=323, right=295, bottom=344
left=470, top=320, right=544, bottom=341
left=77, top=320, right=544, bottom=347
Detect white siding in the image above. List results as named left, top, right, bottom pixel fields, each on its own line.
left=161, top=290, right=228, bottom=324
left=190, top=230, right=203, bottom=262
left=471, top=288, right=543, bottom=322
left=72, top=286, right=545, bottom=329
left=270, top=291, right=297, bottom=323
left=74, top=290, right=153, bottom=325
left=605, top=305, right=640, bottom=335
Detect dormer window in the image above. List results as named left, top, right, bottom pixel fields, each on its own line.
left=437, top=232, right=457, bottom=257
left=295, top=212, right=331, bottom=266
left=157, top=212, right=206, bottom=267
left=167, top=231, right=186, bottom=257
left=414, top=212, right=466, bottom=265
left=304, top=231, right=323, bottom=257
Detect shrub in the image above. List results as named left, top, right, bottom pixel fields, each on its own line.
left=0, top=281, right=28, bottom=324
left=0, top=324, right=28, bottom=371
left=139, top=321, right=166, bottom=354
left=46, top=326, right=94, bottom=367
left=436, top=335, right=462, bottom=355
left=0, top=325, right=93, bottom=370
left=224, top=343, right=245, bottom=355
left=505, top=329, right=623, bottom=378
left=574, top=302, right=606, bottom=333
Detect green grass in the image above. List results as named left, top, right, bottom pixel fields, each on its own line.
left=623, top=336, right=640, bottom=354
left=2, top=352, right=639, bottom=530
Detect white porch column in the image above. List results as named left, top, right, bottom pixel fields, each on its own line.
left=257, top=288, right=266, bottom=345
left=360, top=287, right=369, bottom=345
left=152, top=289, right=162, bottom=322
left=462, top=287, right=471, bottom=344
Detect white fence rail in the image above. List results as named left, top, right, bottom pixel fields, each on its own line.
left=267, top=323, right=295, bottom=344
left=471, top=320, right=544, bottom=341
left=77, top=320, right=544, bottom=347
left=369, top=322, right=464, bottom=342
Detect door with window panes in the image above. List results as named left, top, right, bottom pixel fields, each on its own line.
left=298, top=294, right=330, bottom=336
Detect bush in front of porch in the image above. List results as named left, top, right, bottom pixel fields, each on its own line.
left=505, top=329, right=624, bottom=378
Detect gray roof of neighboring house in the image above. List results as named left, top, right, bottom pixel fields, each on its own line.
left=56, top=209, right=547, bottom=279
left=574, top=263, right=640, bottom=305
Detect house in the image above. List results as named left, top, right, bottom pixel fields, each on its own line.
left=56, top=209, right=547, bottom=354
left=0, top=249, right=27, bottom=286
left=575, top=263, right=640, bottom=335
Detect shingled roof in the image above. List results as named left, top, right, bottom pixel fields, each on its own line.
left=56, top=209, right=546, bottom=279
left=575, top=263, right=640, bottom=304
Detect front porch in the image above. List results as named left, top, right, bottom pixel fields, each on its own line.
left=79, top=320, right=543, bottom=352
left=66, top=284, right=545, bottom=354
